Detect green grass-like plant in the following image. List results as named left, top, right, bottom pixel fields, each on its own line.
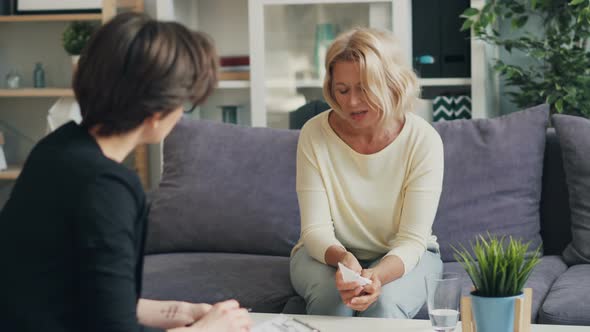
left=62, top=21, right=97, bottom=56
left=453, top=234, right=541, bottom=297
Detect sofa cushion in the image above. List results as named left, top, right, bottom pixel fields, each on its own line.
left=553, top=115, right=590, bottom=265
left=414, top=255, right=566, bottom=321
left=432, top=105, right=549, bottom=261
left=539, top=264, right=590, bottom=325
left=142, top=252, right=296, bottom=313
left=146, top=119, right=301, bottom=256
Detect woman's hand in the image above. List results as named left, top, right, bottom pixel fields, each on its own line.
left=346, top=268, right=382, bottom=312
left=186, top=303, right=213, bottom=322
left=335, top=252, right=364, bottom=305
left=339, top=251, right=362, bottom=273
left=187, top=300, right=252, bottom=332
left=138, top=299, right=212, bottom=329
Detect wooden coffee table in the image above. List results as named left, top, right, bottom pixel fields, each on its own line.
left=251, top=313, right=590, bottom=332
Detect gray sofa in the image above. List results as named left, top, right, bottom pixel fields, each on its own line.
left=143, top=104, right=590, bottom=326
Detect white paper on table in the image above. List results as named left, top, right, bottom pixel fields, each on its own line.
left=338, top=262, right=372, bottom=286
left=47, top=97, right=82, bottom=132
left=252, top=314, right=319, bottom=332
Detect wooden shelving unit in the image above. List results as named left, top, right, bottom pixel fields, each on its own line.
left=0, top=0, right=150, bottom=187
left=420, top=78, right=472, bottom=87
left=0, top=88, right=74, bottom=97
left=0, top=14, right=102, bottom=23
left=0, top=166, right=22, bottom=180
left=218, top=80, right=250, bottom=89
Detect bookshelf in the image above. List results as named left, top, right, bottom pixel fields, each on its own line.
left=0, top=0, right=150, bottom=187
left=0, top=88, right=74, bottom=97
left=0, top=166, right=21, bottom=180
left=218, top=81, right=250, bottom=89
left=247, top=0, right=496, bottom=128
left=0, top=14, right=102, bottom=23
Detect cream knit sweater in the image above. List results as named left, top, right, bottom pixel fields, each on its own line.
left=292, top=110, right=444, bottom=275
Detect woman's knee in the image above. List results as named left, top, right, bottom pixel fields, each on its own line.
left=305, top=283, right=352, bottom=316
left=359, top=296, right=415, bottom=318
left=290, top=248, right=335, bottom=297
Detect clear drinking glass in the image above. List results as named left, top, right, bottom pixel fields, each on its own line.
left=425, top=272, right=462, bottom=332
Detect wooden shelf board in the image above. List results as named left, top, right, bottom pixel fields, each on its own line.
left=266, top=79, right=323, bottom=89
left=419, top=78, right=472, bottom=87
left=0, top=166, right=22, bottom=180
left=0, top=88, right=74, bottom=97
left=0, top=14, right=102, bottom=22
left=218, top=80, right=250, bottom=89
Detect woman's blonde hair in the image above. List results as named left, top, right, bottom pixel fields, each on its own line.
left=323, top=27, right=419, bottom=125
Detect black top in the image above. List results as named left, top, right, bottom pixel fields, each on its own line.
left=0, top=122, right=163, bottom=332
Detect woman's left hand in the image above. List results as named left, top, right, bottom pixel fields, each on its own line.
left=346, top=269, right=382, bottom=312
left=163, top=302, right=212, bottom=327
left=138, top=299, right=213, bottom=329
left=187, top=302, right=213, bottom=322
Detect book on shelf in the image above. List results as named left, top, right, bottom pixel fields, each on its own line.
left=220, top=55, right=249, bottom=67
left=219, top=71, right=250, bottom=81
left=221, top=65, right=249, bottom=72
left=219, top=55, right=250, bottom=81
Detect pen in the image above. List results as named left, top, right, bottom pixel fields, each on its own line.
left=291, top=317, right=321, bottom=332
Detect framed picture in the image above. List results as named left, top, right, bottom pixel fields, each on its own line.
left=16, top=0, right=101, bottom=14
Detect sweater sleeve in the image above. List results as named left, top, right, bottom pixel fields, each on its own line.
left=75, top=174, right=164, bottom=332
left=296, top=126, right=344, bottom=263
left=385, top=131, right=444, bottom=275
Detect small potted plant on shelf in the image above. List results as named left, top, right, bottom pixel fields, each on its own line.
left=62, top=21, right=97, bottom=66
left=453, top=234, right=541, bottom=332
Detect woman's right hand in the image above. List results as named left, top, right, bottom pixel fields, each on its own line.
left=335, top=252, right=364, bottom=305
left=179, top=299, right=252, bottom=332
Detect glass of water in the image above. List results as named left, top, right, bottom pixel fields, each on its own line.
left=425, top=272, right=462, bottom=332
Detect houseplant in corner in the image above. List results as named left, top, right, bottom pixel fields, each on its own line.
left=62, top=21, right=96, bottom=66
left=454, top=235, right=541, bottom=332
left=461, top=0, right=590, bottom=118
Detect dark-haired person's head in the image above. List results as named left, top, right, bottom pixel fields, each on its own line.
left=73, top=12, right=218, bottom=142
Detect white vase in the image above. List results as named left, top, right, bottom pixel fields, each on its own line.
left=71, top=55, right=80, bottom=66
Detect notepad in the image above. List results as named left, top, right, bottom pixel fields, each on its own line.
left=252, top=314, right=320, bottom=332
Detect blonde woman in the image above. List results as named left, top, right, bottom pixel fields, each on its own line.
left=289, top=27, right=444, bottom=318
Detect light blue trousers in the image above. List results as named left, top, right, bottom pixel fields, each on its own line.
left=290, top=247, right=443, bottom=318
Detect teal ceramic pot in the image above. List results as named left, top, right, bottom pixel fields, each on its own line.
left=471, top=291, right=524, bottom=332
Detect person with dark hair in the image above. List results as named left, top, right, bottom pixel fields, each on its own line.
left=0, top=12, right=252, bottom=332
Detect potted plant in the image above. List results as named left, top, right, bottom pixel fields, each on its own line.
left=453, top=235, right=541, bottom=332
left=461, top=0, right=590, bottom=118
left=62, top=21, right=97, bottom=65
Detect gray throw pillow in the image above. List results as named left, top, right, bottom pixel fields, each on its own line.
left=146, top=118, right=301, bottom=257
left=552, top=114, right=590, bottom=265
left=432, top=104, right=549, bottom=261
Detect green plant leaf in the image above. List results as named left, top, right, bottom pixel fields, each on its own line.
left=556, top=98, right=564, bottom=112
left=468, top=0, right=590, bottom=120
left=462, top=7, right=480, bottom=17
left=512, top=16, right=529, bottom=29
left=461, top=19, right=474, bottom=31
left=453, top=234, right=541, bottom=297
